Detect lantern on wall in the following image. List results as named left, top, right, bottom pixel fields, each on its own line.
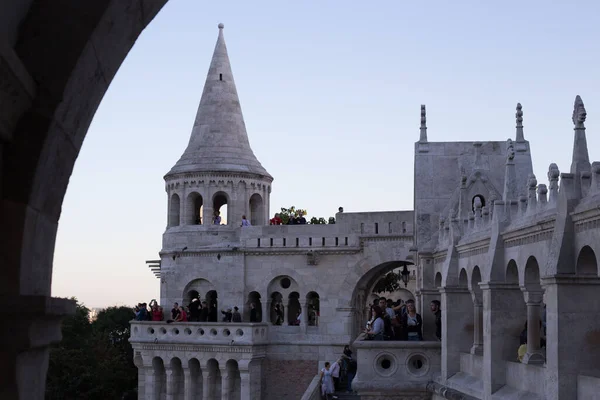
left=400, top=264, right=411, bottom=287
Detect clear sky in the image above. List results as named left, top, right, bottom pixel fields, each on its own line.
left=51, top=0, right=600, bottom=308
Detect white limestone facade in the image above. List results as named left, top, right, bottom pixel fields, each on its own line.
left=130, top=24, right=600, bottom=400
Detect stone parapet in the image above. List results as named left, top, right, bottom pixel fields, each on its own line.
left=351, top=338, right=441, bottom=398
left=130, top=321, right=269, bottom=346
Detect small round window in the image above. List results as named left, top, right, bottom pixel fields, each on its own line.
left=406, top=353, right=428, bottom=376
left=280, top=278, right=291, bottom=289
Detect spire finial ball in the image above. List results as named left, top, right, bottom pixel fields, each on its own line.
left=218, top=23, right=224, bottom=29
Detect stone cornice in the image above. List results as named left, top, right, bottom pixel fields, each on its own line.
left=541, top=275, right=600, bottom=285
left=456, top=238, right=490, bottom=259
left=165, top=171, right=273, bottom=184
left=571, top=207, right=600, bottom=233
left=502, top=219, right=554, bottom=248
left=479, top=282, right=520, bottom=290
left=360, top=235, right=414, bottom=244
left=438, top=287, right=470, bottom=294
left=433, top=250, right=447, bottom=265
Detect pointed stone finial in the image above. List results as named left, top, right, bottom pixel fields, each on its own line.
left=572, top=95, right=586, bottom=128
left=218, top=23, right=224, bottom=29
left=570, top=95, right=591, bottom=177
left=419, top=105, right=427, bottom=143
left=515, top=103, right=525, bottom=142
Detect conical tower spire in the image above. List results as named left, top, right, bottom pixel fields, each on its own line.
left=167, top=24, right=272, bottom=178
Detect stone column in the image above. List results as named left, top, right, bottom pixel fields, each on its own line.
left=249, top=359, right=263, bottom=400
left=520, top=289, right=545, bottom=364
left=300, top=299, right=308, bottom=333
left=264, top=299, right=271, bottom=324
left=239, top=369, right=251, bottom=400
left=481, top=283, right=525, bottom=398
left=543, top=276, right=600, bottom=399
left=471, top=297, right=484, bottom=355
left=202, top=368, right=211, bottom=399
left=220, top=367, right=231, bottom=400
left=166, top=368, right=177, bottom=400
left=183, top=368, right=193, bottom=400
left=145, top=368, right=159, bottom=400
left=283, top=303, right=288, bottom=325
left=419, top=289, right=440, bottom=341
left=440, top=286, right=473, bottom=380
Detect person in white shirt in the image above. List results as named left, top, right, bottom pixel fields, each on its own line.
left=330, top=359, right=341, bottom=391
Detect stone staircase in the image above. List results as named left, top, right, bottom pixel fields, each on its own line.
left=332, top=392, right=360, bottom=400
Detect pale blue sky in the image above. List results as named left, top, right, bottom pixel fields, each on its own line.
left=52, top=0, right=600, bottom=308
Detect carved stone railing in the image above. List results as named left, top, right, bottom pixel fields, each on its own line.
left=129, top=321, right=269, bottom=345
left=351, top=337, right=441, bottom=399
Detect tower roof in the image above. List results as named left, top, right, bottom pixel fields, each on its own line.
left=167, top=24, right=272, bottom=179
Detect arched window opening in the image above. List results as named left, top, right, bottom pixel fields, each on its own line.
left=225, top=360, right=241, bottom=400
left=524, top=256, right=541, bottom=290
left=287, top=292, right=301, bottom=325
left=434, top=272, right=442, bottom=288
left=472, top=194, right=486, bottom=212
left=188, top=359, right=203, bottom=398
left=169, top=194, right=180, bottom=227
left=245, top=291, right=262, bottom=322
left=206, top=290, right=218, bottom=322
left=307, top=292, right=320, bottom=326
left=186, top=192, right=203, bottom=225
left=249, top=193, right=264, bottom=226
left=459, top=269, right=468, bottom=288
left=152, top=357, right=167, bottom=399
left=206, top=359, right=222, bottom=399
left=270, top=292, right=283, bottom=325
left=576, top=245, right=598, bottom=276
left=213, top=192, right=228, bottom=225
left=169, top=358, right=184, bottom=399
left=470, top=266, right=483, bottom=354
left=506, top=260, right=519, bottom=284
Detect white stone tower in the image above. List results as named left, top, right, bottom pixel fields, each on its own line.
left=164, top=23, right=272, bottom=230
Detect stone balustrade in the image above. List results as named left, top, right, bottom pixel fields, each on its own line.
left=129, top=321, right=269, bottom=346
left=350, top=337, right=441, bottom=399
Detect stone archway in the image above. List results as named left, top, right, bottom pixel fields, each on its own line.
left=349, top=260, right=414, bottom=341
left=1, top=2, right=169, bottom=398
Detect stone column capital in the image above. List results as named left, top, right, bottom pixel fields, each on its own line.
left=439, top=286, right=470, bottom=294
left=521, top=288, right=544, bottom=304
left=479, top=282, right=519, bottom=291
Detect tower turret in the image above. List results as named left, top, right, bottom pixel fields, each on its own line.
left=164, top=24, right=272, bottom=229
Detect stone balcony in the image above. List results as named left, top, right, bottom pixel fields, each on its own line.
left=351, top=336, right=441, bottom=400
left=129, top=321, right=270, bottom=346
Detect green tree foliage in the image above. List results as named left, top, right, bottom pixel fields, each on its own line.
left=278, top=206, right=334, bottom=225
left=46, top=298, right=137, bottom=400
left=372, top=272, right=402, bottom=294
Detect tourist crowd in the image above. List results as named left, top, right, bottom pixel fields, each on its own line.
left=320, top=344, right=357, bottom=399
left=133, top=297, right=261, bottom=323
left=364, top=297, right=442, bottom=341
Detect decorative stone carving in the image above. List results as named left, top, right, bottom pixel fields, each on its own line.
left=548, top=163, right=560, bottom=203
left=537, top=184, right=548, bottom=205
left=572, top=95, right=587, bottom=128
left=515, top=103, right=525, bottom=142
left=506, top=138, right=515, bottom=161
left=419, top=104, right=427, bottom=143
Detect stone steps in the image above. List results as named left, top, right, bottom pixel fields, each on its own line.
left=333, top=392, right=360, bottom=400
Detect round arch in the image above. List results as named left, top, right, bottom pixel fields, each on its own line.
left=348, top=260, right=414, bottom=340
left=249, top=193, right=264, bottom=226
left=576, top=245, right=598, bottom=276
left=212, top=191, right=230, bottom=225
left=186, top=192, right=203, bottom=225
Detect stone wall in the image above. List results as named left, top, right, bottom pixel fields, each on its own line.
left=263, top=359, right=317, bottom=400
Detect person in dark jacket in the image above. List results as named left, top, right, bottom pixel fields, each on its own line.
left=430, top=300, right=442, bottom=341
left=199, top=301, right=208, bottom=322
left=250, top=303, right=258, bottom=322
left=232, top=307, right=242, bottom=322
